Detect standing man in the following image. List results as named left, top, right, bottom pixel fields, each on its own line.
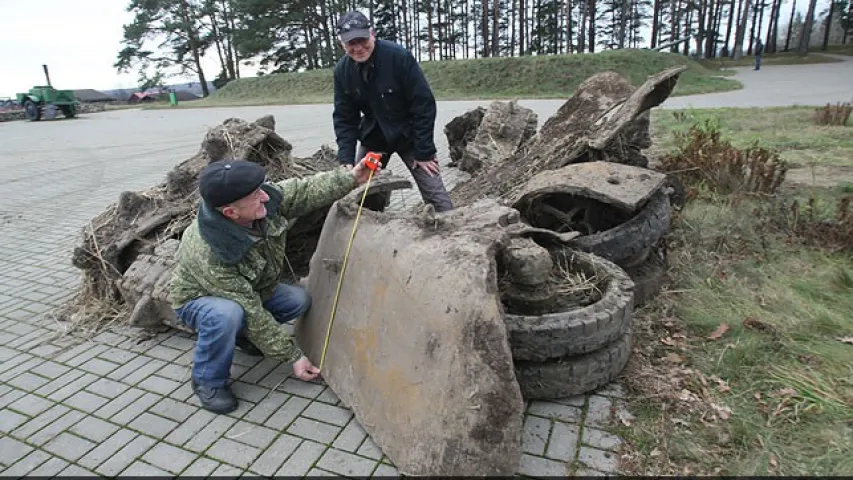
left=754, top=38, right=764, bottom=71
left=170, top=157, right=377, bottom=414
left=332, top=10, right=453, bottom=212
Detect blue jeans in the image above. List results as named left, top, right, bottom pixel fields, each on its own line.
left=174, top=283, right=311, bottom=388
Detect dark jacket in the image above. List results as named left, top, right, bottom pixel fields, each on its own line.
left=332, top=39, right=437, bottom=165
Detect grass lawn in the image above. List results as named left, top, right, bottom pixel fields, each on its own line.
left=651, top=107, right=853, bottom=168
left=826, top=44, right=853, bottom=56
left=167, top=49, right=741, bottom=108
left=619, top=106, right=853, bottom=476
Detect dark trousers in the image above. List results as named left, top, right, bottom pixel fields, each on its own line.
left=354, top=144, right=454, bottom=212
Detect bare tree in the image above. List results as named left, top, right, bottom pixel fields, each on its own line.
left=588, top=0, right=597, bottom=52
left=650, top=0, right=662, bottom=46
left=798, top=0, right=818, bottom=54
left=733, top=0, right=751, bottom=59
left=784, top=0, right=796, bottom=50
left=822, top=0, right=835, bottom=50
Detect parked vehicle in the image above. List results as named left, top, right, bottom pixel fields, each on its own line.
left=15, top=65, right=78, bottom=121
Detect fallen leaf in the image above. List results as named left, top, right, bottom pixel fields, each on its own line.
left=769, top=454, right=779, bottom=470
left=679, top=389, right=698, bottom=402
left=664, top=353, right=685, bottom=364
left=650, top=448, right=662, bottom=457
left=744, top=315, right=775, bottom=334
left=754, top=392, right=762, bottom=401
left=774, top=387, right=797, bottom=397
left=838, top=336, right=853, bottom=345
left=711, top=403, right=732, bottom=420
left=661, top=337, right=678, bottom=346
left=707, top=323, right=730, bottom=340
left=713, top=376, right=732, bottom=393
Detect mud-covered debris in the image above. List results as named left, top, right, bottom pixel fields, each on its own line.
left=444, top=106, right=486, bottom=167
left=453, top=101, right=537, bottom=173
left=450, top=66, right=687, bottom=207
left=296, top=195, right=525, bottom=476
left=511, top=161, right=668, bottom=213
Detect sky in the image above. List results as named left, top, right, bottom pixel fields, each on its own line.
left=0, top=0, right=257, bottom=98
left=0, top=0, right=826, bottom=99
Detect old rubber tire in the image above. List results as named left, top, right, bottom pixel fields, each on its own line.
left=60, top=105, right=76, bottom=119
left=569, top=189, right=670, bottom=266
left=515, top=331, right=633, bottom=400
left=504, top=249, right=634, bottom=362
left=624, top=243, right=668, bottom=307
left=24, top=100, right=41, bottom=121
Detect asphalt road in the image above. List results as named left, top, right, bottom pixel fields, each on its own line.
left=662, top=54, right=853, bottom=109
left=2, top=54, right=851, bottom=221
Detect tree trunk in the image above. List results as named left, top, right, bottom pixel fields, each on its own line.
left=797, top=0, right=818, bottom=55
left=208, top=8, right=227, bottom=73
left=747, top=0, right=758, bottom=54
left=784, top=0, right=796, bottom=50
left=510, top=0, right=516, bottom=55
left=578, top=0, right=587, bottom=51
left=671, top=0, right=680, bottom=52
left=305, top=24, right=317, bottom=70
left=710, top=0, right=725, bottom=56
left=519, top=0, right=526, bottom=53
left=733, top=0, right=751, bottom=59
left=437, top=1, right=443, bottom=59
left=724, top=0, right=736, bottom=55
left=317, top=0, right=334, bottom=67
left=822, top=0, right=835, bottom=50
left=179, top=1, right=209, bottom=96
left=428, top=2, right=435, bottom=60
left=588, top=0, right=596, bottom=52
left=464, top=0, right=470, bottom=58
left=765, top=0, right=777, bottom=53
left=481, top=0, right=490, bottom=56
left=567, top=0, right=574, bottom=52
left=401, top=0, right=410, bottom=49
left=696, top=0, right=707, bottom=57
left=650, top=0, right=662, bottom=47
left=491, top=0, right=500, bottom=55
left=414, top=0, right=421, bottom=60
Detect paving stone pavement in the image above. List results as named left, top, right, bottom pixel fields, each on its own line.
left=0, top=100, right=633, bottom=476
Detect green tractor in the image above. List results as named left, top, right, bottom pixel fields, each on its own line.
left=16, top=65, right=79, bottom=121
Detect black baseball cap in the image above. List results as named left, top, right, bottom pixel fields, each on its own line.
left=198, top=160, right=267, bottom=207
left=337, top=11, right=372, bottom=43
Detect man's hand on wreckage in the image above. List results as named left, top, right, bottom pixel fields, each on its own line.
left=413, top=158, right=440, bottom=176
left=293, top=355, right=321, bottom=381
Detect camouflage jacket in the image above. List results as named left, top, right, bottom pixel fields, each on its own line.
left=169, top=168, right=357, bottom=363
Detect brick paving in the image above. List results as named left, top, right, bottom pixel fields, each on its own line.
left=0, top=101, right=631, bottom=476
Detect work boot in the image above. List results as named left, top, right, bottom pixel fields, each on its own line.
left=235, top=335, right=263, bottom=357
left=192, top=380, right=238, bottom=414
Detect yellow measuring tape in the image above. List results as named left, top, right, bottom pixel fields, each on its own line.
left=318, top=153, right=381, bottom=371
